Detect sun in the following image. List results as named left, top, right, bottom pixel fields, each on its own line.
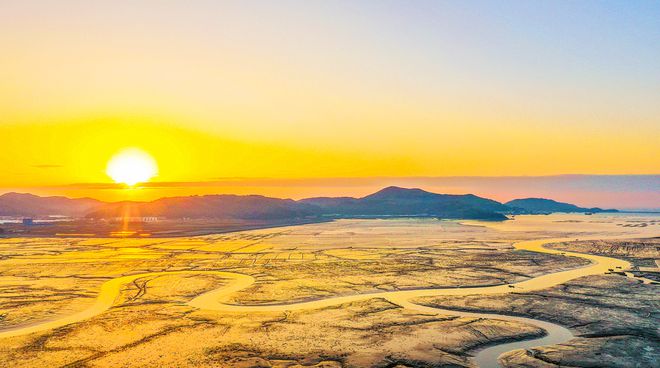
left=106, top=148, right=158, bottom=186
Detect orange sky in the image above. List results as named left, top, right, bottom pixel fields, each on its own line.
left=3, top=117, right=657, bottom=192
left=1, top=2, right=658, bottom=205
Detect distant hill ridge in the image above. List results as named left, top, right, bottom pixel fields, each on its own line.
left=0, top=187, right=617, bottom=221
left=505, top=198, right=618, bottom=214
left=0, top=193, right=102, bottom=217
left=301, top=186, right=509, bottom=220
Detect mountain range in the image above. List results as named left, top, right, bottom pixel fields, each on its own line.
left=300, top=186, right=509, bottom=220
left=0, top=193, right=102, bottom=217
left=505, top=198, right=618, bottom=214
left=0, top=187, right=617, bottom=221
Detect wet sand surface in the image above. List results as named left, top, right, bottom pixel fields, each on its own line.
left=0, top=214, right=657, bottom=367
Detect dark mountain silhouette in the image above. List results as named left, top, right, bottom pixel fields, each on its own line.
left=505, top=198, right=618, bottom=214
left=301, top=186, right=509, bottom=220
left=88, top=187, right=510, bottom=220
left=86, top=195, right=320, bottom=220
left=0, top=193, right=102, bottom=217
left=0, top=187, right=618, bottom=221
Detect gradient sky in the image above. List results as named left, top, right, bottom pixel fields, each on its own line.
left=1, top=1, right=659, bottom=204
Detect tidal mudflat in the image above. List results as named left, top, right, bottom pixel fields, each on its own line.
left=0, top=215, right=657, bottom=367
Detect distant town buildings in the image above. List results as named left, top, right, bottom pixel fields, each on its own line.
left=110, top=217, right=162, bottom=223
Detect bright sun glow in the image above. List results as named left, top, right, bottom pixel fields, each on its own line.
left=106, top=148, right=158, bottom=186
